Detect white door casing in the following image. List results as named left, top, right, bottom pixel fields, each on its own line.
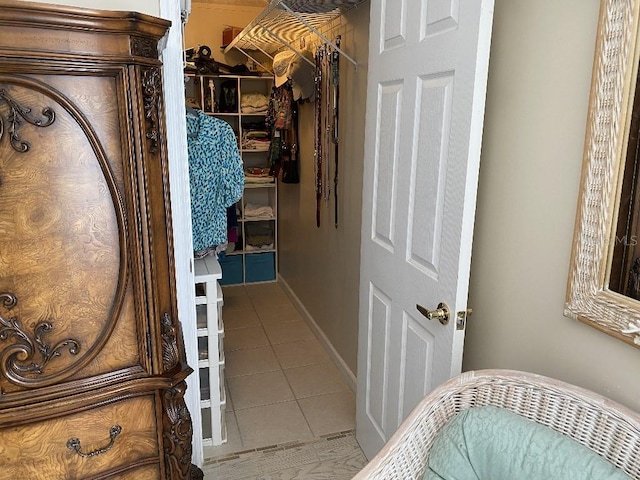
left=159, top=0, right=202, bottom=466
left=356, top=0, right=494, bottom=458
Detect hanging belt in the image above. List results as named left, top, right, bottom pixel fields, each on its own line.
left=332, top=36, right=341, bottom=228
left=314, top=45, right=324, bottom=228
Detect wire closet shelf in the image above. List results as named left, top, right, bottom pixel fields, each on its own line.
left=223, top=0, right=367, bottom=68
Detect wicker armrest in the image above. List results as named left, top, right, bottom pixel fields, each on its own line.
left=353, top=369, right=640, bottom=480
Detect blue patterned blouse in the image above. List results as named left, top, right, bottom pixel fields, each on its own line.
left=187, top=111, right=244, bottom=252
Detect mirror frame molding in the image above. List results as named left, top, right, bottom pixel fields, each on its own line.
left=566, top=0, right=640, bottom=348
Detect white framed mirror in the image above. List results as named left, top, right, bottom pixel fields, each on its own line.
left=566, top=0, right=640, bottom=347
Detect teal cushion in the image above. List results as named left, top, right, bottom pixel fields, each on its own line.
left=423, top=406, right=631, bottom=480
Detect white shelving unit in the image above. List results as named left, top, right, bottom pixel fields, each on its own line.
left=194, top=255, right=226, bottom=446
left=186, top=74, right=278, bottom=285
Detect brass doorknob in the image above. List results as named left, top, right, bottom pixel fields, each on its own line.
left=416, top=302, right=450, bottom=325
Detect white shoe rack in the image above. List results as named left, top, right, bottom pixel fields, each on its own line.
left=194, top=255, right=227, bottom=446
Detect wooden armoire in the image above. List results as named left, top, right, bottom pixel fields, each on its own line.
left=0, top=2, right=197, bottom=479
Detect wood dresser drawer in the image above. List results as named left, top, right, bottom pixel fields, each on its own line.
left=0, top=396, right=159, bottom=480
left=95, top=464, right=161, bottom=480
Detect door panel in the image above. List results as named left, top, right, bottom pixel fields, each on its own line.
left=408, top=73, right=454, bottom=276
left=424, top=0, right=460, bottom=38
left=364, top=284, right=391, bottom=439
left=382, top=0, right=407, bottom=51
left=399, top=313, right=435, bottom=421
left=373, top=82, right=402, bottom=251
left=357, top=0, right=494, bottom=458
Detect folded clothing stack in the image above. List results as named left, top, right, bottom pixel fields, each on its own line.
left=244, top=203, right=274, bottom=219
left=242, top=129, right=270, bottom=151
left=241, top=92, right=268, bottom=114
left=244, top=167, right=274, bottom=184
left=245, top=222, right=274, bottom=250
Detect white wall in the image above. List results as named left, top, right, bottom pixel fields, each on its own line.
left=464, top=0, right=640, bottom=411
left=184, top=2, right=263, bottom=68
left=20, top=0, right=159, bottom=15
left=277, top=3, right=370, bottom=377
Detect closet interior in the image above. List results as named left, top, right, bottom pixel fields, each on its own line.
left=183, top=0, right=371, bottom=465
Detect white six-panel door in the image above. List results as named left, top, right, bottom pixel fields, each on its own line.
left=356, top=0, right=495, bottom=458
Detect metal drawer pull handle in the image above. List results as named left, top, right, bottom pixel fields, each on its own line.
left=66, top=425, right=122, bottom=458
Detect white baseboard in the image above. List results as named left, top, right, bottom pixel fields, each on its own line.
left=278, top=275, right=357, bottom=392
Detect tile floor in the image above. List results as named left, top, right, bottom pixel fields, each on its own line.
left=204, top=281, right=361, bottom=466
left=201, top=431, right=367, bottom=479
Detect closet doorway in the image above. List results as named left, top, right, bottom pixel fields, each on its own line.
left=178, top=0, right=494, bottom=470
left=181, top=0, right=369, bottom=469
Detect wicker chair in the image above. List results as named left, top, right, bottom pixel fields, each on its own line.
left=353, top=369, right=640, bottom=480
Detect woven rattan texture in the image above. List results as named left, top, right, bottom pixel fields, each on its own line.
left=566, top=0, right=640, bottom=346
left=354, top=370, right=640, bottom=480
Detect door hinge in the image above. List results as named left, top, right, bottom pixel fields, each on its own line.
left=456, top=309, right=473, bottom=330
left=146, top=331, right=152, bottom=355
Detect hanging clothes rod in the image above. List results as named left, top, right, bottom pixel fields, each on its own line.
left=259, top=22, right=316, bottom=68
left=279, top=2, right=356, bottom=66
left=223, top=0, right=365, bottom=67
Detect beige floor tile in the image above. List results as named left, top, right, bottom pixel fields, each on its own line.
left=298, top=391, right=356, bottom=436
left=209, top=280, right=360, bottom=463
left=244, top=282, right=285, bottom=298
left=222, top=285, right=248, bottom=298
left=235, top=401, right=313, bottom=450
left=225, top=380, right=233, bottom=412
left=283, top=363, right=351, bottom=399
left=222, top=292, right=250, bottom=308
left=258, top=302, right=304, bottom=326
left=201, top=433, right=367, bottom=480
left=263, top=321, right=315, bottom=345
left=223, top=304, right=261, bottom=330
left=203, top=411, right=243, bottom=460
left=224, top=345, right=280, bottom=378
left=224, top=326, right=269, bottom=351
left=227, top=370, right=294, bottom=410
left=223, top=299, right=255, bottom=312
left=272, top=338, right=331, bottom=369
left=250, top=291, right=291, bottom=309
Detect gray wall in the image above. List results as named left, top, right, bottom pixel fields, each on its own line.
left=464, top=0, right=640, bottom=411
left=277, top=3, right=370, bottom=375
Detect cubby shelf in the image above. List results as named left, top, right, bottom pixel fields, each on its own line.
left=186, top=73, right=278, bottom=285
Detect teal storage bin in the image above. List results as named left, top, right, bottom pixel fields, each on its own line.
left=219, top=255, right=243, bottom=285
left=245, top=252, right=275, bottom=283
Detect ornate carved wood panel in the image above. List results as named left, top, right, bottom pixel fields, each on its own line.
left=0, top=76, right=124, bottom=389
left=0, top=2, right=195, bottom=478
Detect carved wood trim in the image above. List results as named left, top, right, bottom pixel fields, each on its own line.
left=161, top=313, right=180, bottom=372
left=0, top=293, right=80, bottom=386
left=162, top=381, right=193, bottom=480
left=0, top=365, right=147, bottom=412
left=142, top=67, right=161, bottom=155
left=131, top=36, right=158, bottom=59
left=0, top=4, right=171, bottom=40
left=0, top=87, right=55, bottom=152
